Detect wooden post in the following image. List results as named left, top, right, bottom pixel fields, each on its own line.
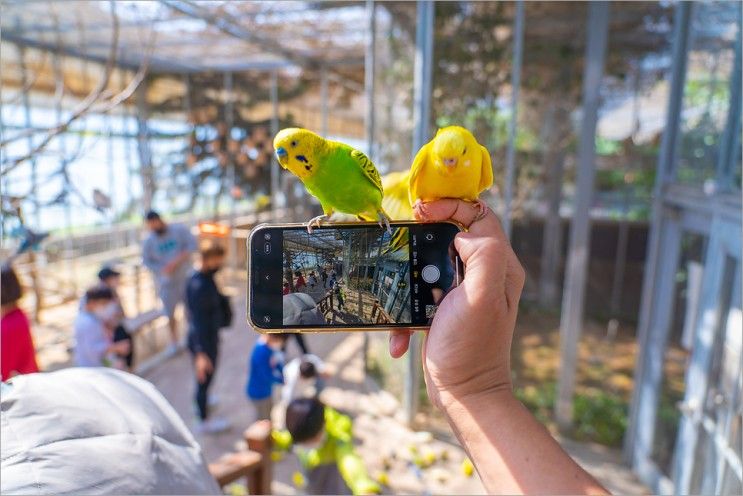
left=245, top=422, right=272, bottom=495
left=555, top=1, right=610, bottom=428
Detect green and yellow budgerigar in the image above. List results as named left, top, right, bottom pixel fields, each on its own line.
left=274, top=128, right=390, bottom=232
left=409, top=126, right=493, bottom=216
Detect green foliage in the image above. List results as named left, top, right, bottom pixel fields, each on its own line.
left=595, top=168, right=655, bottom=191
left=572, top=392, right=628, bottom=447
left=515, top=381, right=628, bottom=447
left=515, top=381, right=557, bottom=425
left=436, top=104, right=538, bottom=153
left=595, top=137, right=622, bottom=156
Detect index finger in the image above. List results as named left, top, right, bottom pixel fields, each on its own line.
left=414, top=199, right=507, bottom=241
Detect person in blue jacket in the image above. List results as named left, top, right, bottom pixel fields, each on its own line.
left=246, top=332, right=289, bottom=422
left=186, top=244, right=231, bottom=434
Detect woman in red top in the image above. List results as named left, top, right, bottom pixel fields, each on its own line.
left=1, top=265, right=39, bottom=381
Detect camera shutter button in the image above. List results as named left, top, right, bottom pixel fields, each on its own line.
left=422, top=265, right=440, bottom=284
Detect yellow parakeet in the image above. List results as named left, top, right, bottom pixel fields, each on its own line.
left=273, top=128, right=391, bottom=232
left=408, top=126, right=493, bottom=214
left=380, top=170, right=413, bottom=254
left=381, top=171, right=414, bottom=221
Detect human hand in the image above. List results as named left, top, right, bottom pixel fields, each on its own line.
left=162, top=261, right=176, bottom=275
left=111, top=340, right=131, bottom=356
left=389, top=199, right=525, bottom=410
left=195, top=352, right=213, bottom=383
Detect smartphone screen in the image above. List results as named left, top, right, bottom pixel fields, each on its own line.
left=248, top=222, right=462, bottom=331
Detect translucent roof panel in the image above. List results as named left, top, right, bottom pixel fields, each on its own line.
left=0, top=0, right=368, bottom=74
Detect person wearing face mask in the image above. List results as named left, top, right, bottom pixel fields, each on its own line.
left=185, top=244, right=232, bottom=434
left=272, top=398, right=380, bottom=495
left=142, top=210, right=197, bottom=355
left=73, top=287, right=130, bottom=367
left=97, top=267, right=133, bottom=371
left=246, top=332, right=289, bottom=422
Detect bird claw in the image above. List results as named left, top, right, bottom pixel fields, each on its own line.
left=412, top=199, right=427, bottom=220
left=473, top=199, right=489, bottom=220
left=378, top=212, right=392, bottom=235
left=306, top=215, right=328, bottom=234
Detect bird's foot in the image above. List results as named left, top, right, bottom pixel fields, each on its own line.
left=306, top=215, right=328, bottom=234
left=412, top=199, right=427, bottom=220
left=377, top=212, right=392, bottom=235
left=473, top=199, right=489, bottom=221
left=462, top=199, right=490, bottom=229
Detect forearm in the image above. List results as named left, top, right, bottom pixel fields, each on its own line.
left=442, top=390, right=607, bottom=495
left=173, top=250, right=191, bottom=266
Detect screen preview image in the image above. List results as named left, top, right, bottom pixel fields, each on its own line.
left=281, top=227, right=412, bottom=327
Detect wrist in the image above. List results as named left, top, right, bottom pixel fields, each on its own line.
left=439, top=386, right=514, bottom=420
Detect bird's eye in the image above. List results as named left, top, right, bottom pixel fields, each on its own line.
left=462, top=147, right=467, bottom=155
left=291, top=141, right=297, bottom=147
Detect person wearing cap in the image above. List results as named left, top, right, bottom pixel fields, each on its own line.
left=142, top=210, right=197, bottom=355
left=97, top=267, right=133, bottom=371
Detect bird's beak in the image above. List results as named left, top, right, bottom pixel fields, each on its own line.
left=275, top=146, right=288, bottom=160
left=443, top=158, right=457, bottom=168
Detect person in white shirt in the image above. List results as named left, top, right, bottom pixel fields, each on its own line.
left=74, top=287, right=130, bottom=367
left=281, top=354, right=330, bottom=404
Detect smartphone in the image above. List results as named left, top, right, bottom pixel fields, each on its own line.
left=247, top=221, right=463, bottom=332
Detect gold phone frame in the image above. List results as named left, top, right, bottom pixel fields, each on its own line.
left=246, top=220, right=462, bottom=334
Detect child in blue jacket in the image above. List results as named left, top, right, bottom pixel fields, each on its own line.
left=246, top=333, right=289, bottom=421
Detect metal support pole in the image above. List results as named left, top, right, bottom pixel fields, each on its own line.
left=555, top=1, right=610, bottom=428
left=136, top=79, right=154, bottom=212
left=224, top=71, right=238, bottom=269
left=52, top=47, right=77, bottom=294
left=270, top=71, right=280, bottom=214
left=715, top=28, right=741, bottom=190
left=362, top=0, right=377, bottom=372
left=320, top=65, right=329, bottom=137
left=0, top=61, right=5, bottom=242
left=624, top=1, right=693, bottom=467
left=405, top=0, right=434, bottom=427
left=411, top=1, right=434, bottom=153
left=364, top=0, right=376, bottom=160
left=122, top=70, right=135, bottom=214
left=107, top=94, right=116, bottom=248
left=503, top=0, right=524, bottom=239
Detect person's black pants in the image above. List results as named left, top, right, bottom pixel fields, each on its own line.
left=113, top=325, right=134, bottom=369
left=282, top=333, right=309, bottom=354
left=190, top=348, right=218, bottom=421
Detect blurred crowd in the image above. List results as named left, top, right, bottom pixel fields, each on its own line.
left=2, top=210, right=377, bottom=495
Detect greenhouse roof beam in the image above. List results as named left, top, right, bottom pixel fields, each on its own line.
left=160, top=0, right=319, bottom=69
left=1, top=31, right=200, bottom=73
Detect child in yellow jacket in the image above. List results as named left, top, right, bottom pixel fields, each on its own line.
left=273, top=398, right=380, bottom=495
